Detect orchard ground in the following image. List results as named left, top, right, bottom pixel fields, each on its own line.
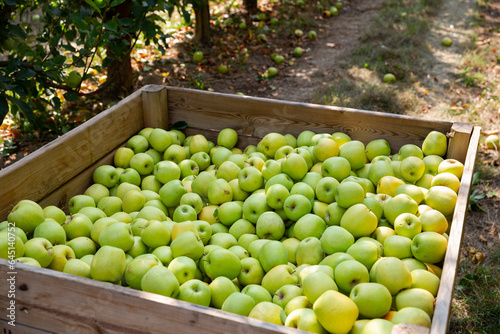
left=1, top=0, right=499, bottom=332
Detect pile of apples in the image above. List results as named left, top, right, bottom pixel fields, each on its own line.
left=1, top=126, right=464, bottom=333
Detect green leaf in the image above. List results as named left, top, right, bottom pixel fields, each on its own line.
left=110, top=0, right=126, bottom=7
left=74, top=18, right=90, bottom=33
left=0, top=95, right=9, bottom=123
left=104, top=20, right=118, bottom=32
left=15, top=68, right=36, bottom=81
left=171, top=121, right=188, bottom=130
left=9, top=24, right=27, bottom=39
left=6, top=95, right=34, bottom=124
left=84, top=0, right=102, bottom=15
left=63, top=91, right=80, bottom=102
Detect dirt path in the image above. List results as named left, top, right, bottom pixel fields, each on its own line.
left=257, top=0, right=385, bottom=102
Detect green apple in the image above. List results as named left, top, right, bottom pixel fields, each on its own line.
left=63, top=258, right=91, bottom=278
left=241, top=284, right=272, bottom=305
left=23, top=237, right=53, bottom=267
left=248, top=301, right=286, bottom=325
left=296, top=130, right=315, bottom=146
left=145, top=148, right=162, bottom=165
left=285, top=308, right=328, bottom=333
left=170, top=231, right=205, bottom=261
left=293, top=213, right=326, bottom=240
left=281, top=152, right=308, bottom=181
left=296, top=237, right=324, bottom=266
left=349, top=282, right=392, bottom=319
left=154, top=160, right=181, bottom=184
left=93, top=165, right=120, bottom=188
left=127, top=134, right=149, bottom=153
left=419, top=209, right=448, bottom=234
left=67, top=194, right=96, bottom=215
left=63, top=213, right=93, bottom=240
left=189, top=134, right=211, bottom=155
left=135, top=205, right=168, bottom=221
left=66, top=236, right=97, bottom=259
left=383, top=73, right=396, bottom=83
left=15, top=257, right=41, bottom=267
left=42, top=205, right=66, bottom=225
left=313, top=290, right=359, bottom=334
left=192, top=220, right=212, bottom=245
left=229, top=219, right=255, bottom=240
left=207, top=178, right=233, bottom=204
left=395, top=288, right=435, bottom=317
left=159, top=179, right=187, bottom=207
left=152, top=246, right=173, bottom=266
left=340, top=203, right=378, bottom=239
left=208, top=232, right=237, bottom=249
left=84, top=183, right=111, bottom=205
left=148, top=128, right=172, bottom=152
left=96, top=196, right=122, bottom=216
left=257, top=240, right=288, bottom=272
left=485, top=134, right=499, bottom=150
left=192, top=51, right=203, bottom=62
left=339, top=140, right=366, bottom=170
left=376, top=175, right=405, bottom=197
left=383, top=194, right=419, bottom=225
left=191, top=171, right=216, bottom=199
left=114, top=147, right=135, bottom=168
left=172, top=204, right=197, bottom=222
left=191, top=151, right=211, bottom=171
left=237, top=256, right=265, bottom=286
left=141, top=220, right=171, bottom=249
left=399, top=144, right=424, bottom=160
left=431, top=172, right=461, bottom=193
left=422, top=155, right=444, bottom=176
left=266, top=183, right=290, bottom=210
left=217, top=128, right=238, bottom=149
left=346, top=239, right=380, bottom=271
left=260, top=132, right=289, bottom=158
left=365, top=139, right=391, bottom=161
left=163, top=144, right=188, bottom=164
left=324, top=202, right=346, bottom=226
left=334, top=259, right=369, bottom=294
left=400, top=156, right=426, bottom=183
left=130, top=152, right=155, bottom=176
left=237, top=166, right=264, bottom=193
left=302, top=271, right=338, bottom=304
left=383, top=235, right=412, bottom=259
left=424, top=185, right=457, bottom=217
left=178, top=279, right=211, bottom=307
left=141, top=265, right=180, bottom=298
left=283, top=194, right=312, bottom=221
left=368, top=160, right=395, bottom=186
left=261, top=159, right=282, bottom=181
left=391, top=307, right=431, bottom=328
left=216, top=160, right=241, bottom=182
left=47, top=244, right=75, bottom=271
left=411, top=231, right=448, bottom=263
left=115, top=182, right=141, bottom=199
left=8, top=200, right=45, bottom=234
left=261, top=264, right=299, bottom=295
left=98, top=222, right=134, bottom=251
left=140, top=175, right=161, bottom=193
left=125, top=236, right=148, bottom=258
left=124, top=255, right=161, bottom=289
left=121, top=189, right=146, bottom=214
left=198, top=205, right=220, bottom=225
left=334, top=181, right=365, bottom=209
left=411, top=268, right=440, bottom=297
left=242, top=193, right=271, bottom=224
left=34, top=220, right=66, bottom=245
left=395, top=184, right=425, bottom=204
left=315, top=177, right=339, bottom=203
left=320, top=226, right=354, bottom=254
left=211, top=146, right=233, bottom=165
left=422, top=130, right=448, bottom=157
left=209, top=276, right=240, bottom=309
left=203, top=247, right=241, bottom=280
left=358, top=319, right=393, bottom=333
left=313, top=137, right=340, bottom=162
left=167, top=255, right=198, bottom=285
left=220, top=291, right=255, bottom=316
left=265, top=173, right=294, bottom=191
left=370, top=257, right=412, bottom=295
left=394, top=213, right=422, bottom=239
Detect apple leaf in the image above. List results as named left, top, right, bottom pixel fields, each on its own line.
left=171, top=121, right=188, bottom=130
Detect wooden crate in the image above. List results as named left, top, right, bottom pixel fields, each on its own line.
left=0, top=85, right=481, bottom=333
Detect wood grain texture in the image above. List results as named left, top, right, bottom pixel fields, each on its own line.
left=446, top=122, right=475, bottom=163
left=0, top=89, right=145, bottom=221
left=1, top=319, right=51, bottom=334
left=165, top=87, right=454, bottom=152
left=431, top=125, right=480, bottom=334
left=142, top=85, right=169, bottom=129
left=36, top=146, right=119, bottom=212
left=0, top=260, right=303, bottom=334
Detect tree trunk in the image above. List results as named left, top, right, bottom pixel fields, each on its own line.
left=193, top=0, right=212, bottom=45
left=244, top=0, right=258, bottom=15
left=104, top=0, right=134, bottom=98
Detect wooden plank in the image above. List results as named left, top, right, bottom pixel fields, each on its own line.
left=0, top=260, right=306, bottom=334
left=1, top=318, right=52, bottom=334
left=165, top=87, right=454, bottom=152
left=0, top=89, right=145, bottom=221
left=430, top=126, right=481, bottom=334
left=142, top=85, right=169, bottom=129
left=446, top=122, right=475, bottom=163
left=36, top=146, right=119, bottom=212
